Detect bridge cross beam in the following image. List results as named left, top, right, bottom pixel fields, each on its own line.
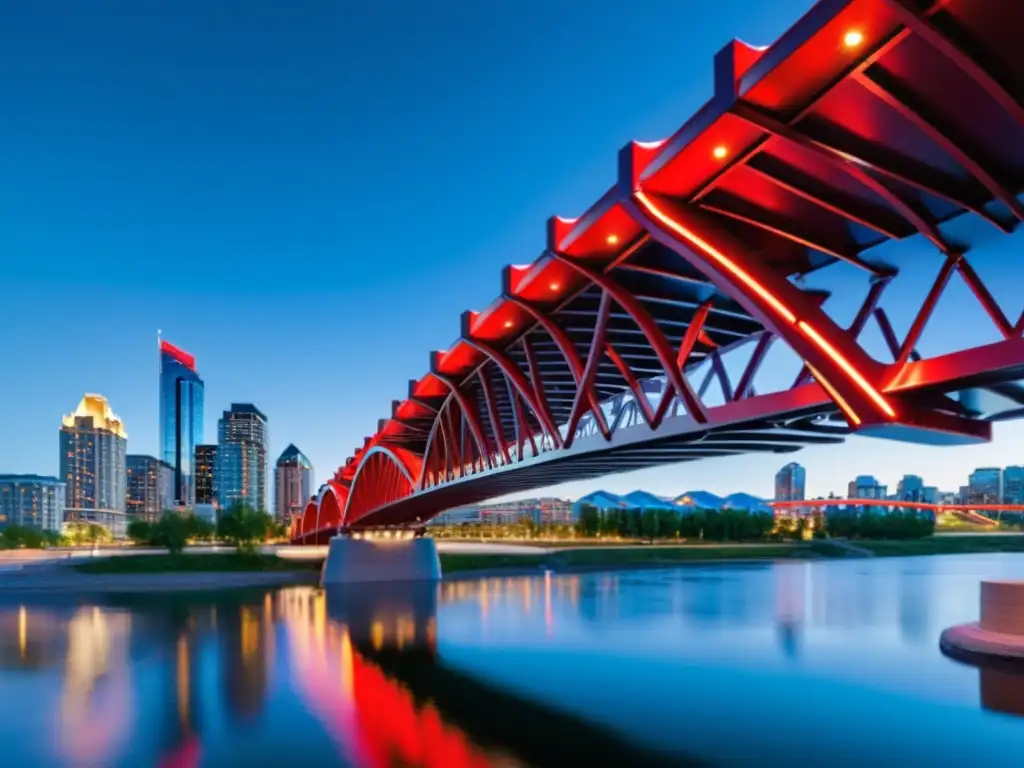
left=618, top=149, right=990, bottom=446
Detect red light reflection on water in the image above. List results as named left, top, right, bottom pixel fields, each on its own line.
left=284, top=589, right=502, bottom=768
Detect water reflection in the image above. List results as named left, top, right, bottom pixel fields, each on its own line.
left=1, top=556, right=1024, bottom=765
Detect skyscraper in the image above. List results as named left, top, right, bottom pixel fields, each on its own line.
left=126, top=455, right=173, bottom=522
left=1003, top=466, right=1024, bottom=504
left=968, top=467, right=1002, bottom=505
left=774, top=462, right=806, bottom=501
left=216, top=404, right=268, bottom=512
left=896, top=474, right=925, bottom=501
left=60, top=394, right=128, bottom=536
left=194, top=444, right=217, bottom=505
left=274, top=444, right=314, bottom=521
left=0, top=475, right=65, bottom=532
left=159, top=339, right=204, bottom=508
left=848, top=475, right=887, bottom=499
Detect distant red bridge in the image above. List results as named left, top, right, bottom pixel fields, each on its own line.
left=769, top=498, right=1024, bottom=527
left=294, top=0, right=1024, bottom=544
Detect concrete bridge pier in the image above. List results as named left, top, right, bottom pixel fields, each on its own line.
left=321, top=534, right=441, bottom=585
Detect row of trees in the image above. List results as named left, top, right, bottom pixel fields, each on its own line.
left=823, top=508, right=935, bottom=540
left=573, top=504, right=935, bottom=542
left=0, top=522, right=113, bottom=550
left=575, top=505, right=780, bottom=541
left=127, top=504, right=288, bottom=554
left=0, top=505, right=290, bottom=553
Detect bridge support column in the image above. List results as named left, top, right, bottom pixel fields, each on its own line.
left=321, top=535, right=442, bottom=585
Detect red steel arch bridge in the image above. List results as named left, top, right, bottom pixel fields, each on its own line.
left=293, top=0, right=1024, bottom=544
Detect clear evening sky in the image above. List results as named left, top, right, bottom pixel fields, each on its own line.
left=2, top=0, right=1023, bottom=501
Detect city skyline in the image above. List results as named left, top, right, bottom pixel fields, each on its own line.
left=4, top=0, right=1024, bottom=504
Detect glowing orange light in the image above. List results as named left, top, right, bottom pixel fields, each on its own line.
left=805, top=363, right=862, bottom=427
left=797, top=321, right=895, bottom=418
left=606, top=234, right=619, bottom=245
left=549, top=282, right=560, bottom=291
left=712, top=145, right=728, bottom=160
left=843, top=29, right=864, bottom=48
left=634, top=190, right=796, bottom=323
left=635, top=188, right=895, bottom=423
left=504, top=320, right=514, bottom=328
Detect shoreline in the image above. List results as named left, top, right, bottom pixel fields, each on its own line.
left=0, top=567, right=320, bottom=594
left=0, top=534, right=1021, bottom=593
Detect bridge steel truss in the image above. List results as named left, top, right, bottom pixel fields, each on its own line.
left=293, top=0, right=1024, bottom=542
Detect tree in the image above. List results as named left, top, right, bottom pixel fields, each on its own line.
left=218, top=503, right=271, bottom=554
left=657, top=508, right=680, bottom=539
left=153, top=514, right=189, bottom=555
left=576, top=504, right=601, bottom=537
left=127, top=519, right=154, bottom=545
left=1, top=525, right=45, bottom=549
left=640, top=508, right=660, bottom=540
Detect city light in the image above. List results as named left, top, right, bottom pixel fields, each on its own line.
left=606, top=234, right=619, bottom=245
left=843, top=29, right=864, bottom=48
left=712, top=145, right=728, bottom=160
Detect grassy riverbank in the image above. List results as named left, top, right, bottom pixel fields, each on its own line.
left=441, top=543, right=816, bottom=574
left=857, top=536, right=1024, bottom=557
left=440, top=535, right=1024, bottom=574
left=73, top=553, right=319, bottom=574
left=65, top=533, right=1024, bottom=578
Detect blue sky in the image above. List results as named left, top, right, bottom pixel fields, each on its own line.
left=1, top=0, right=1023, bottom=502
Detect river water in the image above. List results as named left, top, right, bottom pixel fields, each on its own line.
left=1, top=554, right=1024, bottom=766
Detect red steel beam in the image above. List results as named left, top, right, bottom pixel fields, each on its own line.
left=549, top=250, right=708, bottom=425
left=856, top=69, right=1024, bottom=221
left=881, top=0, right=1024, bottom=131
left=563, top=289, right=614, bottom=448
left=504, top=294, right=610, bottom=439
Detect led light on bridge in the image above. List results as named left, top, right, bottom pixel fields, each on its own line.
left=606, top=234, right=619, bottom=245
left=843, top=29, right=864, bottom=48
left=549, top=282, right=561, bottom=291
left=712, top=145, right=728, bottom=160
left=504, top=320, right=514, bottom=328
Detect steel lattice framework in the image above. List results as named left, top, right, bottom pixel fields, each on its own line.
left=293, top=0, right=1024, bottom=543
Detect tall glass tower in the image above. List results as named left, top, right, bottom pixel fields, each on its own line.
left=216, top=404, right=269, bottom=512
left=159, top=339, right=204, bottom=507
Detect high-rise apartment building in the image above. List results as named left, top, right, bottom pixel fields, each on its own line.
left=774, top=462, right=806, bottom=501
left=216, top=404, right=268, bottom=511
left=848, top=475, right=887, bottom=499
left=1003, top=466, right=1024, bottom=504
left=126, top=455, right=173, bottom=522
left=0, top=475, right=66, bottom=532
left=159, top=339, right=204, bottom=507
left=60, top=394, right=128, bottom=536
left=968, top=467, right=1002, bottom=504
left=194, top=445, right=217, bottom=505
left=274, top=444, right=314, bottom=521
left=896, top=474, right=925, bottom=501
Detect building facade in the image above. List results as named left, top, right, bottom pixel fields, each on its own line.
left=194, top=444, right=217, bottom=505
left=1003, top=466, right=1024, bottom=504
left=216, top=404, right=268, bottom=511
left=60, top=394, right=128, bottom=536
left=774, top=462, right=806, bottom=501
left=848, top=475, right=887, bottom=499
left=126, top=455, right=173, bottom=522
left=896, top=474, right=925, bottom=501
left=0, top=475, right=66, bottom=532
left=274, top=444, right=314, bottom=521
left=433, top=497, right=574, bottom=526
left=159, top=339, right=204, bottom=508
left=968, top=467, right=1002, bottom=505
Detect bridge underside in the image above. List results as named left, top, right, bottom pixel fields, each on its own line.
left=293, top=0, right=1024, bottom=543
